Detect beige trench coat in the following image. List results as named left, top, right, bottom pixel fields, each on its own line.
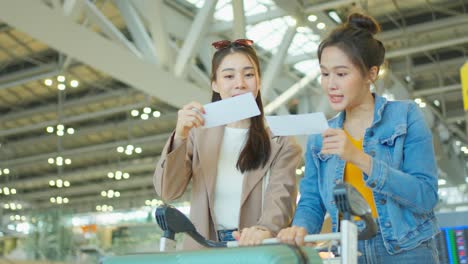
left=153, top=125, right=302, bottom=250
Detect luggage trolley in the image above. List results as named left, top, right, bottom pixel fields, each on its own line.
left=103, top=183, right=377, bottom=264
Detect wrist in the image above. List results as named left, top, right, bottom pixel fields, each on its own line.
left=353, top=151, right=372, bottom=175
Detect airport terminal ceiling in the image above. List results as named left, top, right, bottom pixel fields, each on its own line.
left=0, top=0, right=467, bottom=219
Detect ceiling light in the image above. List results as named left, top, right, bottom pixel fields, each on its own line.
left=317, top=23, right=326, bottom=30
left=44, top=79, right=53, bottom=86
left=48, top=156, right=71, bottom=166
left=70, top=80, right=79, bottom=88
left=296, top=26, right=308, bottom=33
left=308, top=15, right=317, bottom=22
left=131, top=110, right=139, bottom=117
left=328, top=11, right=342, bottom=23
left=153, top=111, right=161, bottom=118
left=57, top=84, right=66, bottom=90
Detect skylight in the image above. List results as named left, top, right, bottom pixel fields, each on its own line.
left=184, top=0, right=275, bottom=21
left=183, top=0, right=323, bottom=74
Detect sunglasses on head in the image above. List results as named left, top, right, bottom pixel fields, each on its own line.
left=212, top=39, right=254, bottom=50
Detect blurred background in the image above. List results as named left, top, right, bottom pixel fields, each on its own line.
left=0, top=0, right=467, bottom=263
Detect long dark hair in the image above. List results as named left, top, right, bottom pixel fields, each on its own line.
left=317, top=13, right=385, bottom=76
left=211, top=44, right=271, bottom=173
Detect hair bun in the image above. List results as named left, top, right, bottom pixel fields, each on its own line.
left=346, top=13, right=381, bottom=35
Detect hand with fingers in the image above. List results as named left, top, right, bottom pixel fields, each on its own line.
left=321, top=128, right=359, bottom=162
left=175, top=102, right=206, bottom=140
left=276, top=226, right=309, bottom=246
left=232, top=227, right=272, bottom=246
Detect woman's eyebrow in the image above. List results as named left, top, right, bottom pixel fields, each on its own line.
left=221, top=66, right=254, bottom=72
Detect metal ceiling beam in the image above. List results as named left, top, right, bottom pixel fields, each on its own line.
left=5, top=112, right=176, bottom=152
left=386, top=35, right=468, bottom=59
left=0, top=88, right=134, bottom=123
left=0, top=1, right=210, bottom=108
left=210, top=8, right=285, bottom=34
left=428, top=104, right=468, bottom=143
left=232, top=0, right=246, bottom=39
left=262, top=26, right=297, bottom=100
left=304, top=0, right=354, bottom=13
left=3, top=157, right=156, bottom=190
left=0, top=102, right=151, bottom=137
left=413, top=84, right=461, bottom=97
left=286, top=37, right=468, bottom=66
left=264, top=69, right=320, bottom=114
left=3, top=133, right=170, bottom=167
left=63, top=0, right=83, bottom=20
left=28, top=187, right=158, bottom=212
left=393, top=57, right=466, bottom=76
left=447, top=113, right=468, bottom=124
left=286, top=53, right=316, bottom=65
left=0, top=63, right=61, bottom=90
left=378, top=15, right=468, bottom=41
left=81, top=0, right=141, bottom=58
left=16, top=174, right=154, bottom=201
left=174, top=0, right=217, bottom=78
left=135, top=0, right=173, bottom=69
left=114, top=0, right=158, bottom=63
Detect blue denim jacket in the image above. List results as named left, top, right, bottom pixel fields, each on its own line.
left=293, top=94, right=439, bottom=254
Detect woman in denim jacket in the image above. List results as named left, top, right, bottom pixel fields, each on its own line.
left=277, top=13, right=439, bottom=263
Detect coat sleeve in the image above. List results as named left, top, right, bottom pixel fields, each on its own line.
left=256, top=136, right=302, bottom=235
left=153, top=130, right=194, bottom=201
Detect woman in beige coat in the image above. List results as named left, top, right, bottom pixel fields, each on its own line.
left=154, top=39, right=301, bottom=250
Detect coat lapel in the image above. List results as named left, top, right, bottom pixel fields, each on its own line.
left=239, top=132, right=281, bottom=208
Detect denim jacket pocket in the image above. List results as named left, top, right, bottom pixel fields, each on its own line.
left=379, top=124, right=407, bottom=146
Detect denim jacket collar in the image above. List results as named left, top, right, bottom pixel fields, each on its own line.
left=330, top=93, right=388, bottom=129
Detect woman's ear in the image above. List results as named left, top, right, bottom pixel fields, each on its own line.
left=211, top=81, right=219, bottom=93
left=368, top=66, right=379, bottom=82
